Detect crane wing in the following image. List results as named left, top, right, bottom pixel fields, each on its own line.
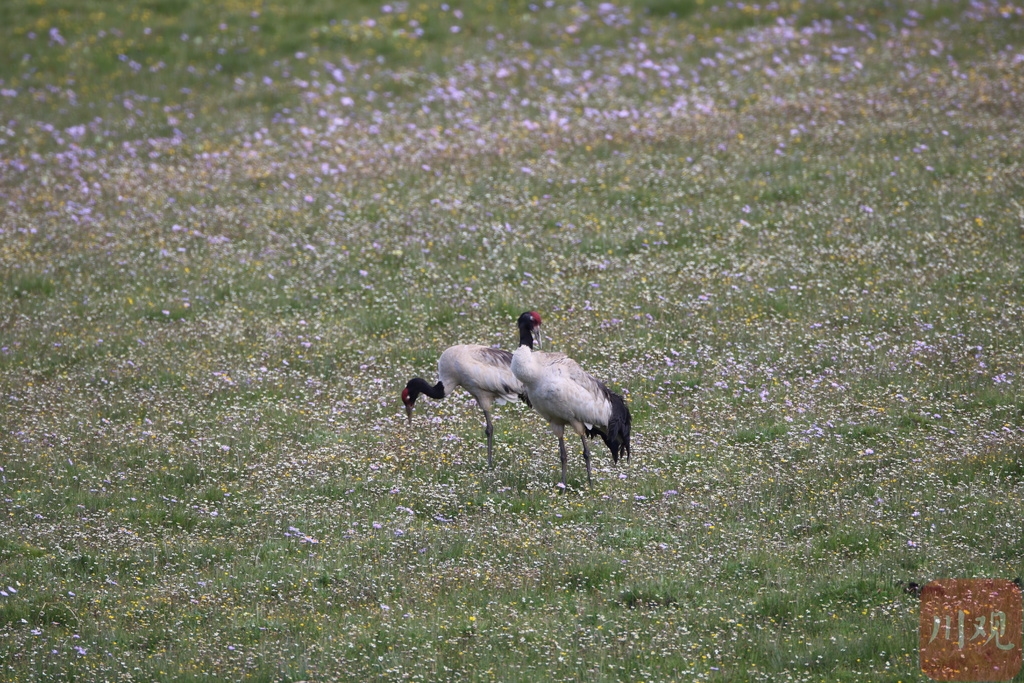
left=439, top=345, right=524, bottom=402
left=528, top=352, right=613, bottom=428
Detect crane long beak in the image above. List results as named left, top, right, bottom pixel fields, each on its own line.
left=405, top=404, right=413, bottom=423
left=534, top=327, right=542, bottom=349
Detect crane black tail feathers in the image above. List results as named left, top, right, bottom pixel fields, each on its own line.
left=587, top=390, right=632, bottom=465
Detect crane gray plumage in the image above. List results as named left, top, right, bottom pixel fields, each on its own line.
left=402, top=344, right=528, bottom=468
left=511, top=311, right=631, bottom=487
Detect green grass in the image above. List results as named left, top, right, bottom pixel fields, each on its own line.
left=1, top=0, right=1023, bottom=680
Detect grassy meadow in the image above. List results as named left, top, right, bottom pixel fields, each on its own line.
left=2, top=0, right=1024, bottom=680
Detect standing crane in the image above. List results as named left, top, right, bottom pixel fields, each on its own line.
left=402, top=344, right=529, bottom=468
left=510, top=311, right=631, bottom=487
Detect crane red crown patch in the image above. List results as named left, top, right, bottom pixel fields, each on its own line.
left=919, top=579, right=1022, bottom=681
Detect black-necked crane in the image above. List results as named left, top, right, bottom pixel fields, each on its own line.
left=511, top=311, right=631, bottom=487
left=402, top=344, right=529, bottom=468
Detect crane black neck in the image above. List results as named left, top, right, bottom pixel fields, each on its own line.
left=517, top=321, right=535, bottom=349
left=406, top=378, right=445, bottom=401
